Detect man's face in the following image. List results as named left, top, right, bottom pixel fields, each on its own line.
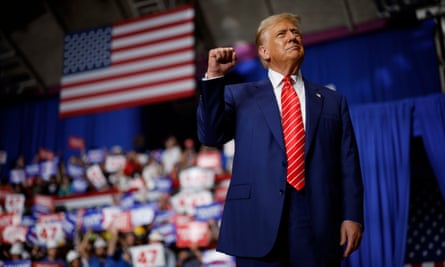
left=260, top=19, right=304, bottom=69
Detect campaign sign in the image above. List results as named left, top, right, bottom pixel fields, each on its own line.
left=35, top=222, right=65, bottom=245
left=153, top=210, right=175, bottom=226
left=130, top=243, right=165, bottom=267
left=196, top=151, right=223, bottom=173
left=130, top=204, right=156, bottom=227
left=151, top=223, right=176, bottom=246
left=87, top=149, right=105, bottom=164
left=3, top=260, right=32, bottom=267
left=101, top=206, right=122, bottom=229
left=9, top=169, right=26, bottom=184
left=86, top=164, right=107, bottom=189
left=40, top=160, right=57, bottom=181
left=120, top=192, right=135, bottom=210
left=68, top=136, right=85, bottom=150
left=71, top=177, right=88, bottom=193
left=0, top=213, right=21, bottom=230
left=179, top=167, right=215, bottom=190
left=176, top=221, right=210, bottom=248
left=2, top=225, right=28, bottom=244
left=111, top=211, right=132, bottom=232
left=154, top=177, right=173, bottom=193
left=4, top=193, right=25, bottom=215
left=105, top=155, right=126, bottom=173
left=38, top=213, right=65, bottom=223
left=170, top=190, right=213, bottom=215
left=202, top=249, right=235, bottom=267
left=25, top=164, right=40, bottom=177
left=22, top=216, right=37, bottom=227
left=66, top=163, right=84, bottom=178
left=81, top=209, right=104, bottom=232
left=195, top=202, right=223, bottom=222
left=33, top=195, right=55, bottom=215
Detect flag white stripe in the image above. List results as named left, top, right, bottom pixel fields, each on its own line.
left=62, top=50, right=194, bottom=85
left=112, top=9, right=193, bottom=36
left=112, top=36, right=193, bottom=62
left=61, top=79, right=194, bottom=112
left=61, top=65, right=194, bottom=98
left=112, top=23, right=193, bottom=49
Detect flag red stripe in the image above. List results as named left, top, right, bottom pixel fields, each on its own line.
left=112, top=18, right=193, bottom=40
left=62, top=59, right=193, bottom=90
left=62, top=74, right=194, bottom=102
left=113, top=4, right=193, bottom=28
left=60, top=90, right=195, bottom=118
left=111, top=45, right=193, bottom=66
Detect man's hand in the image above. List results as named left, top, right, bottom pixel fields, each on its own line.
left=207, top=47, right=237, bottom=78
left=340, top=220, right=362, bottom=258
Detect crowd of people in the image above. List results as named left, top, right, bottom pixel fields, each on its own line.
left=0, top=135, right=235, bottom=267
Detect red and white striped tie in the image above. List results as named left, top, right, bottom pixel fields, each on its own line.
left=281, top=76, right=305, bottom=190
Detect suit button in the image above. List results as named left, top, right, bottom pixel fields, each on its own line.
left=279, top=189, right=284, bottom=195
left=282, top=161, right=287, bottom=167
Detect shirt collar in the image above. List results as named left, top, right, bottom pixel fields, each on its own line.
left=268, top=69, right=302, bottom=89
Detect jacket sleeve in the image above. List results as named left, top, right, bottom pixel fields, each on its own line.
left=197, top=77, right=235, bottom=147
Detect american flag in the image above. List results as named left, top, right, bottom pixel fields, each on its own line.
left=404, top=153, right=445, bottom=267
left=59, top=5, right=195, bottom=117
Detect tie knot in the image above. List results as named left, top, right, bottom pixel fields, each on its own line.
left=282, top=76, right=294, bottom=90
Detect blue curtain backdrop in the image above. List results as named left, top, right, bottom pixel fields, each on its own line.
left=0, top=97, right=141, bottom=173
left=344, top=94, right=445, bottom=267
left=347, top=100, right=412, bottom=267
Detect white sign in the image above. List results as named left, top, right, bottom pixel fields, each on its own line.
left=5, top=194, right=25, bottom=215
left=179, top=167, right=215, bottom=190
left=86, top=164, right=107, bottom=189
left=1, top=225, right=28, bottom=244
left=171, top=190, right=213, bottom=215
left=35, top=222, right=65, bottom=245
left=131, top=205, right=155, bottom=227
left=105, top=155, right=126, bottom=173
left=130, top=243, right=165, bottom=267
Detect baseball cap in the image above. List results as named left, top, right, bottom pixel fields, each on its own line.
left=46, top=240, right=58, bottom=249
left=66, top=250, right=80, bottom=262
left=9, top=243, right=24, bottom=255
left=149, top=231, right=164, bottom=242
left=94, top=237, right=107, bottom=248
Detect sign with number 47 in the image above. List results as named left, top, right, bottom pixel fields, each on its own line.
left=130, top=243, right=165, bottom=267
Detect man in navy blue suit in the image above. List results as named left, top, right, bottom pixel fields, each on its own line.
left=197, top=13, right=364, bottom=267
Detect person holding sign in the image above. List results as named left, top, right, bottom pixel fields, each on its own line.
left=197, top=12, right=364, bottom=267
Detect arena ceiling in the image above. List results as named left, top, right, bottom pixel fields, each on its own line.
left=0, top=0, right=441, bottom=100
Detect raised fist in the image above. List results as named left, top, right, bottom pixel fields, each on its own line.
left=206, top=47, right=237, bottom=78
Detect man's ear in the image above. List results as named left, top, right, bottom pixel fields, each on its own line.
left=258, top=46, right=269, bottom=61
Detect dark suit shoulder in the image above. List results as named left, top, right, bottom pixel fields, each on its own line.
left=304, top=79, right=346, bottom=101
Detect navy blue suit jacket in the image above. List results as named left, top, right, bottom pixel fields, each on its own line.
left=197, top=77, right=364, bottom=258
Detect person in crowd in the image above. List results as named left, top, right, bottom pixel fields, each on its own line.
left=161, top=136, right=182, bottom=176
left=179, top=138, right=197, bottom=171
left=58, top=174, right=73, bottom=196
left=41, top=240, right=66, bottom=266
left=66, top=250, right=85, bottom=267
left=176, top=243, right=202, bottom=267
left=197, top=12, right=364, bottom=267
left=7, top=242, right=28, bottom=261
left=79, top=232, right=115, bottom=267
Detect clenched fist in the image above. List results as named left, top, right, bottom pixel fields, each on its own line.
left=207, top=47, right=237, bottom=78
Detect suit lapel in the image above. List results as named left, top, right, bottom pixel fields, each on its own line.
left=304, top=80, right=323, bottom=156
left=253, top=80, right=285, bottom=152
